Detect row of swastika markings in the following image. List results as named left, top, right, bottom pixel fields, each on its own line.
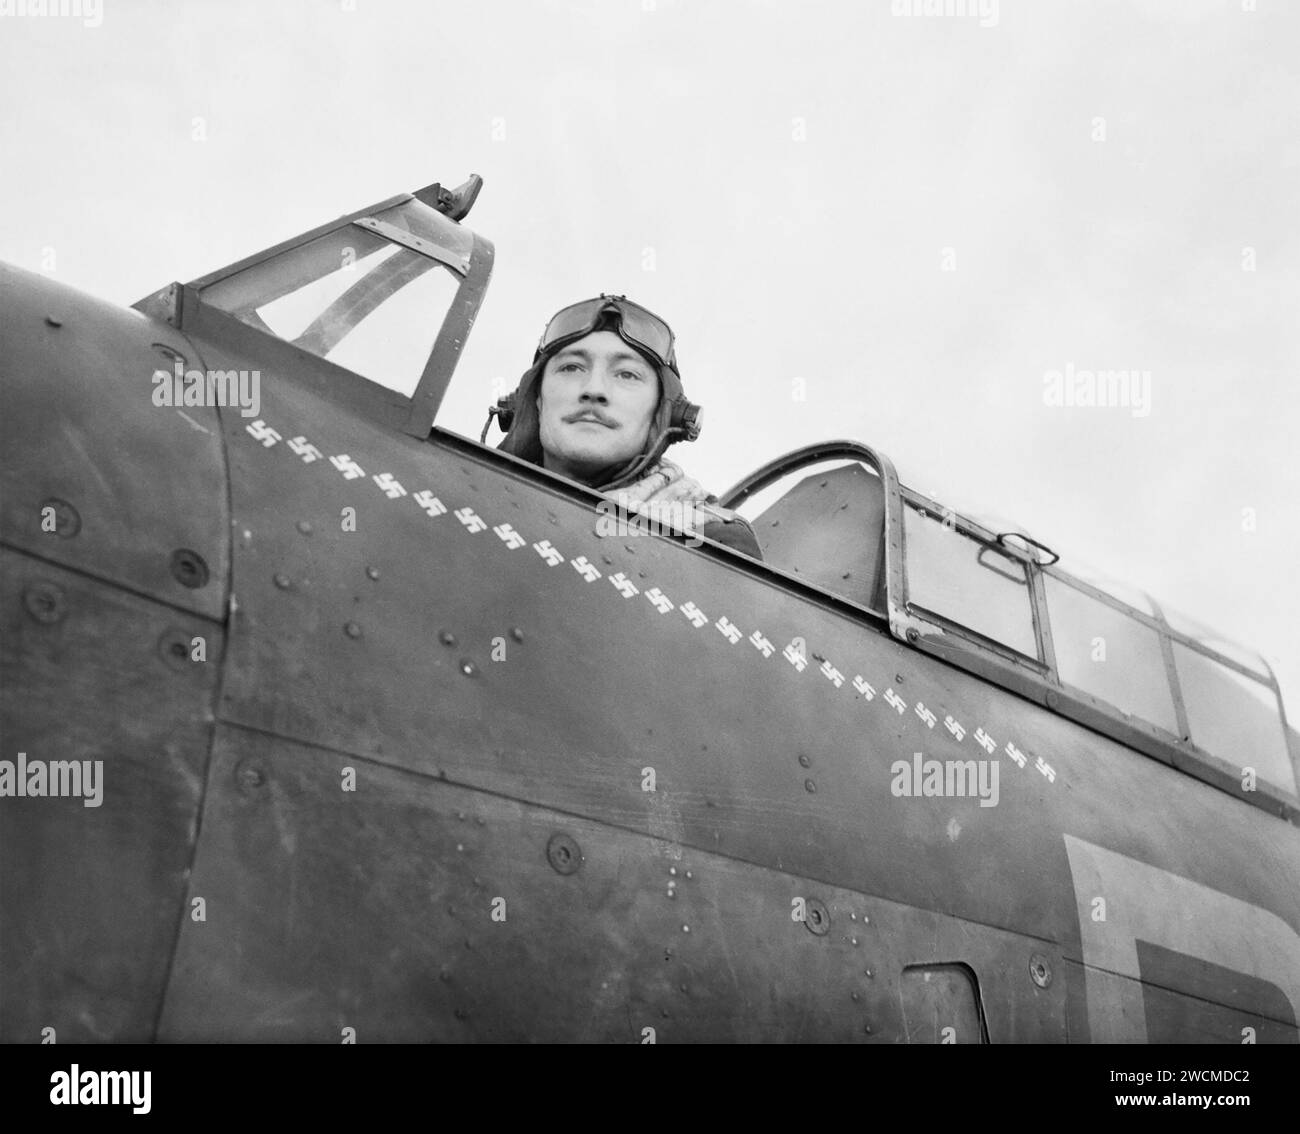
left=243, top=418, right=1058, bottom=786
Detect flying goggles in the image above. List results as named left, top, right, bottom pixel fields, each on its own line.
left=536, top=294, right=678, bottom=375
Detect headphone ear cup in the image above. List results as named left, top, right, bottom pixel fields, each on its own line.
left=670, top=397, right=702, bottom=441
left=496, top=391, right=518, bottom=433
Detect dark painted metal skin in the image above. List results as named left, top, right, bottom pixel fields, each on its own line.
left=1, top=264, right=226, bottom=1040
left=3, top=207, right=1299, bottom=1042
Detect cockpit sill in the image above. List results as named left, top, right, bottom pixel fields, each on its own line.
left=130, top=177, right=1299, bottom=827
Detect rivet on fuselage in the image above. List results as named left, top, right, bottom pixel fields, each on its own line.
left=170, top=549, right=209, bottom=589
left=798, top=754, right=811, bottom=768
left=158, top=628, right=194, bottom=670
left=803, top=900, right=830, bottom=936
left=510, top=627, right=524, bottom=642
left=546, top=832, right=583, bottom=875
left=39, top=498, right=80, bottom=538
left=23, top=581, right=66, bottom=625
left=460, top=659, right=477, bottom=676
left=297, top=521, right=313, bottom=535
left=366, top=566, right=380, bottom=581
left=805, top=779, right=816, bottom=793
left=236, top=763, right=264, bottom=790
left=1029, top=953, right=1053, bottom=988
left=273, top=573, right=291, bottom=590
left=440, top=631, right=456, bottom=646
left=344, top=621, right=362, bottom=639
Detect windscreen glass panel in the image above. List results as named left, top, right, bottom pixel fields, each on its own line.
left=1043, top=573, right=1179, bottom=733
left=742, top=461, right=887, bottom=613
left=1171, top=642, right=1295, bottom=796
left=903, top=504, right=1038, bottom=658
left=198, top=219, right=461, bottom=398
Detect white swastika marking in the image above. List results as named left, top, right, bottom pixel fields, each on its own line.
left=571, top=556, right=601, bottom=582
left=609, top=572, right=639, bottom=598
left=413, top=491, right=446, bottom=517
left=680, top=601, right=708, bottom=628
left=716, top=617, right=743, bottom=644
left=246, top=420, right=281, bottom=447
left=454, top=507, right=486, bottom=533
left=820, top=660, right=844, bottom=687
left=287, top=436, right=322, bottom=462
left=373, top=473, right=407, bottom=499
left=533, top=540, right=563, bottom=566
left=493, top=523, right=526, bottom=549
left=329, top=454, right=365, bottom=480
left=645, top=587, right=673, bottom=613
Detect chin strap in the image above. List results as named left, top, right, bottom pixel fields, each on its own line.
left=598, top=425, right=692, bottom=492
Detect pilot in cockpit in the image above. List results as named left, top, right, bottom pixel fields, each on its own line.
left=483, top=295, right=762, bottom=559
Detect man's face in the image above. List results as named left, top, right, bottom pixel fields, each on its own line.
left=536, top=329, right=661, bottom=483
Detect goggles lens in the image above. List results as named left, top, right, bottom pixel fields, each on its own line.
left=539, top=295, right=675, bottom=370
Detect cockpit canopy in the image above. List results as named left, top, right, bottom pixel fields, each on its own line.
left=729, top=451, right=1296, bottom=806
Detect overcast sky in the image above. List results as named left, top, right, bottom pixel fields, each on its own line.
left=2, top=0, right=1297, bottom=709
